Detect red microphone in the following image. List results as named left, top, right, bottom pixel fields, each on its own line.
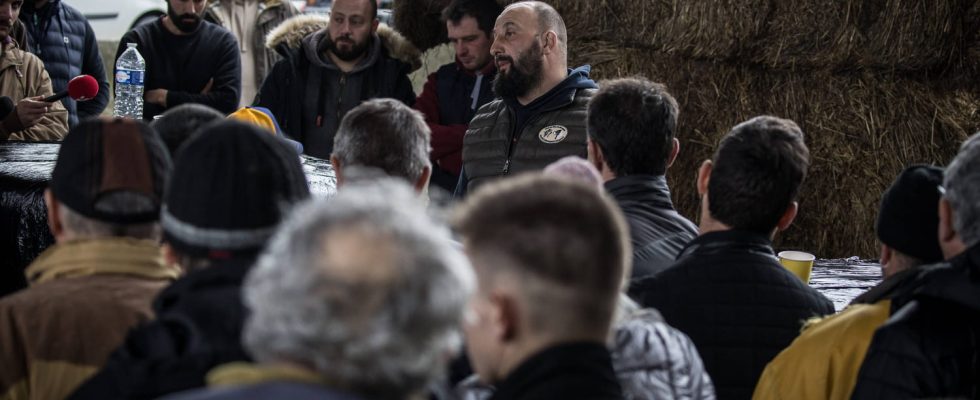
left=42, top=75, right=99, bottom=103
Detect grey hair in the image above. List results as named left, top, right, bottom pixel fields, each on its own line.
left=60, top=196, right=161, bottom=240
left=944, top=132, right=980, bottom=247
left=242, top=177, right=474, bottom=398
left=332, top=99, right=432, bottom=184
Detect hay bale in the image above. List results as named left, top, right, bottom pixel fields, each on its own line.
left=398, top=0, right=980, bottom=71
left=573, top=41, right=979, bottom=257
left=756, top=0, right=979, bottom=70
left=394, top=0, right=451, bottom=52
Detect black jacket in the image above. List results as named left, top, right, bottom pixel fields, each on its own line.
left=607, top=175, right=698, bottom=281
left=256, top=16, right=419, bottom=159
left=490, top=342, right=623, bottom=400
left=850, top=244, right=980, bottom=399
left=457, top=66, right=597, bottom=196
left=19, top=0, right=109, bottom=126
left=69, top=258, right=255, bottom=400
left=629, top=230, right=834, bottom=400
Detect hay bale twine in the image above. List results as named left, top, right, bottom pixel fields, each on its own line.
left=573, top=41, right=979, bottom=257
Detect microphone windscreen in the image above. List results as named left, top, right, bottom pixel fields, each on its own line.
left=0, top=96, right=14, bottom=120
left=67, top=75, right=99, bottom=101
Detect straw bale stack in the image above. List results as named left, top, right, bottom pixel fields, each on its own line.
left=394, top=0, right=980, bottom=257
left=574, top=41, right=978, bottom=256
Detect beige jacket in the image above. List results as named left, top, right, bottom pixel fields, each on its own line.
left=0, top=238, right=180, bottom=400
left=0, top=41, right=68, bottom=141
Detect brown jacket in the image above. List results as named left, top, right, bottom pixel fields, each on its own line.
left=0, top=40, right=68, bottom=141
left=0, top=238, right=180, bottom=400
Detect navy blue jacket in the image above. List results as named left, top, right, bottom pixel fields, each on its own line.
left=19, top=0, right=109, bottom=127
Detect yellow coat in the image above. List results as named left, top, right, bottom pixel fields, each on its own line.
left=752, top=301, right=891, bottom=400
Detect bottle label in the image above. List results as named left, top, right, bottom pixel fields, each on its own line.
left=115, top=69, right=144, bottom=85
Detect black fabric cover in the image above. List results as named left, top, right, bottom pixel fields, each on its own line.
left=629, top=230, right=835, bottom=400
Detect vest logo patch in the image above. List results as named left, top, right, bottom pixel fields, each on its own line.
left=539, top=125, right=568, bottom=144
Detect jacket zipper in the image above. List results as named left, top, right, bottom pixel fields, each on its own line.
left=502, top=113, right=544, bottom=175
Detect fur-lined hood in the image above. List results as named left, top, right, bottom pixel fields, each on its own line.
left=265, top=14, right=421, bottom=72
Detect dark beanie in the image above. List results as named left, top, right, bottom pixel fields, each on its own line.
left=876, top=165, right=945, bottom=263
left=51, top=117, right=171, bottom=224
left=161, top=120, right=311, bottom=258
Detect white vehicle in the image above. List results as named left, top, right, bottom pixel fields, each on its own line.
left=70, top=0, right=166, bottom=43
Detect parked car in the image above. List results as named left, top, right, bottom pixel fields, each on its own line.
left=71, top=0, right=166, bottom=43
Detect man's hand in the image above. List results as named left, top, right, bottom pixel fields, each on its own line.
left=145, top=89, right=168, bottom=107
left=16, top=96, right=52, bottom=128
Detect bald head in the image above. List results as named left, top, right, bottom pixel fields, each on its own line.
left=503, top=1, right=567, bottom=56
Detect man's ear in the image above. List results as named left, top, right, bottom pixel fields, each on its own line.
left=161, top=243, right=184, bottom=273
left=371, top=18, right=380, bottom=33
left=587, top=139, right=605, bottom=173
left=416, top=165, right=432, bottom=194
left=44, top=189, right=65, bottom=241
left=490, top=292, right=519, bottom=343
left=330, top=155, right=344, bottom=187
left=775, top=201, right=799, bottom=232
left=541, top=30, right=559, bottom=55
left=666, top=138, right=680, bottom=168
left=696, top=160, right=712, bottom=196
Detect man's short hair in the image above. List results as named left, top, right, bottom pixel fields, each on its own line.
left=588, top=78, right=679, bottom=176
left=59, top=199, right=161, bottom=240
left=243, top=178, right=473, bottom=398
left=708, top=116, right=810, bottom=235
left=944, top=132, right=980, bottom=247
left=453, top=174, right=629, bottom=337
left=332, top=99, right=431, bottom=184
left=442, top=0, right=503, bottom=38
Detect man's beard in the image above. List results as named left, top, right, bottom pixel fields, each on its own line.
left=493, top=40, right=544, bottom=99
left=168, top=5, right=202, bottom=33
left=328, top=34, right=371, bottom=62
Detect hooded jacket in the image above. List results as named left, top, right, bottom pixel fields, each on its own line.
left=68, top=257, right=257, bottom=400
left=255, top=15, right=420, bottom=159
left=458, top=66, right=597, bottom=195
left=0, top=238, right=178, bottom=400
left=18, top=0, right=109, bottom=127
left=850, top=244, right=980, bottom=399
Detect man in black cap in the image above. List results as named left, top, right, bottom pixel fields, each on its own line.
left=753, top=164, right=946, bottom=400
left=70, top=120, right=311, bottom=399
left=0, top=118, right=177, bottom=400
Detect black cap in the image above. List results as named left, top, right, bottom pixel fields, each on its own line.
left=50, top=117, right=171, bottom=224
left=161, top=120, right=310, bottom=258
left=876, top=165, right=945, bottom=263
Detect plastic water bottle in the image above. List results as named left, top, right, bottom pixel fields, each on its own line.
left=114, top=43, right=145, bottom=119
